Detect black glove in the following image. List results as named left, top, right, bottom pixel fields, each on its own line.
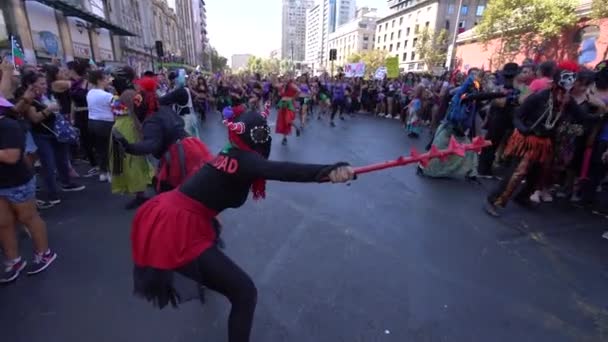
left=111, top=129, right=131, bottom=153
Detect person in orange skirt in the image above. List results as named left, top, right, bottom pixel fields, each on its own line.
left=275, top=78, right=301, bottom=145
left=485, top=62, right=584, bottom=217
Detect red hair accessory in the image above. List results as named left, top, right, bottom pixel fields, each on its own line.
left=223, top=120, right=245, bottom=134
left=135, top=76, right=158, bottom=92
left=558, top=60, right=580, bottom=73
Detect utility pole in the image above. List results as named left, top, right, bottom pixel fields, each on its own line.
left=446, top=0, right=464, bottom=70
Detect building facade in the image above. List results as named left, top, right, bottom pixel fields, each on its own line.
left=327, top=7, right=377, bottom=66
left=107, top=0, right=155, bottom=72
left=375, top=0, right=488, bottom=72
left=198, top=0, right=210, bottom=69
left=281, top=0, right=314, bottom=61
left=151, top=0, right=181, bottom=63
left=304, top=0, right=357, bottom=73
left=175, top=0, right=196, bottom=66
left=0, top=0, right=134, bottom=66
left=455, top=0, right=607, bottom=71
left=231, top=53, right=253, bottom=70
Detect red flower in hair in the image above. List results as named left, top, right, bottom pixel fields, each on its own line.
left=558, top=60, right=580, bottom=73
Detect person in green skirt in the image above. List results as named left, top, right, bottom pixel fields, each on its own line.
left=109, top=80, right=155, bottom=209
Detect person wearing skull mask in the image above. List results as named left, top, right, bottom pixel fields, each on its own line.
left=129, top=108, right=355, bottom=342
left=485, top=61, right=586, bottom=216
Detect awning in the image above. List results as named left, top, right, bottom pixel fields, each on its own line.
left=27, top=0, right=137, bottom=36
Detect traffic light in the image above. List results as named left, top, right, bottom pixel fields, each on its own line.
left=329, top=49, right=337, bottom=61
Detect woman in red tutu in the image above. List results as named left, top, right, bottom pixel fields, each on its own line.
left=275, top=78, right=301, bottom=145
left=130, top=108, right=354, bottom=342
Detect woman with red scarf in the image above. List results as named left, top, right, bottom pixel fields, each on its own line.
left=130, top=107, right=354, bottom=342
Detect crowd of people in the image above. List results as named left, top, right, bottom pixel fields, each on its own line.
left=1, top=54, right=608, bottom=341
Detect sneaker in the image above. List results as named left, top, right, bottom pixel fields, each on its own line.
left=61, top=183, right=86, bottom=192
left=48, top=197, right=61, bottom=205
left=36, top=199, right=55, bottom=210
left=84, top=167, right=99, bottom=178
left=99, top=172, right=109, bottom=182
left=530, top=191, right=542, bottom=204
left=26, top=250, right=57, bottom=275
left=0, top=259, right=27, bottom=283
left=540, top=190, right=553, bottom=202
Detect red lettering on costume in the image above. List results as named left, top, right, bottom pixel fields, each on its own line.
left=211, top=156, right=223, bottom=168
left=227, top=159, right=238, bottom=174
left=217, top=157, right=228, bottom=172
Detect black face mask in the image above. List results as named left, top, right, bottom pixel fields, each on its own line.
left=233, top=110, right=273, bottom=159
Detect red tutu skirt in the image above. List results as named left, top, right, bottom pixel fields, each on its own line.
left=131, top=190, right=218, bottom=269
left=503, top=129, right=553, bottom=163
left=156, top=137, right=213, bottom=192
left=275, top=102, right=296, bottom=135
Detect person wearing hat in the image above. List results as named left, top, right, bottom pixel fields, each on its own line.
left=485, top=61, right=587, bottom=216
left=478, top=62, right=521, bottom=177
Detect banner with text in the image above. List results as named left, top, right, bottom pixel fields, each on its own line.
left=386, top=57, right=399, bottom=78
left=344, top=62, right=366, bottom=78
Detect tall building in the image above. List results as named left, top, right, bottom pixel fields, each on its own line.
left=281, top=0, right=314, bottom=61
left=175, top=0, right=196, bottom=66
left=304, top=0, right=357, bottom=73
left=231, top=53, right=253, bottom=70
left=327, top=7, right=378, bottom=66
left=198, top=0, right=210, bottom=69
left=151, top=0, right=181, bottom=62
left=374, top=0, right=488, bottom=72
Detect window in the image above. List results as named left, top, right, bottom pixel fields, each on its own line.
left=378, top=25, right=381, bottom=32
left=476, top=5, right=485, bottom=16
left=458, top=20, right=466, bottom=33
left=399, top=17, right=403, bottom=25
left=390, top=32, right=394, bottom=40
left=383, top=45, right=386, bottom=50
left=397, top=42, right=400, bottom=50
left=406, top=27, right=410, bottom=36
left=404, top=40, right=408, bottom=48
left=408, top=63, right=415, bottom=70
left=414, top=24, right=419, bottom=33
left=417, top=63, right=424, bottom=70
left=385, top=23, right=388, bottom=30
left=411, top=52, right=415, bottom=61
left=403, top=53, right=407, bottom=61
left=425, top=21, right=429, bottom=28
left=392, top=20, right=395, bottom=27
left=398, top=30, right=401, bottom=38
left=363, top=35, right=369, bottom=41
left=445, top=20, right=450, bottom=30
left=363, top=44, right=368, bottom=49
left=378, top=36, right=381, bottom=43
left=427, top=6, right=431, bottom=11
left=413, top=38, right=418, bottom=47
left=384, top=34, right=387, bottom=42
left=389, top=44, right=393, bottom=52
left=461, top=5, right=468, bottom=15
left=448, top=4, right=455, bottom=14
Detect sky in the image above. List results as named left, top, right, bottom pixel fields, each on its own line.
left=167, top=0, right=389, bottom=59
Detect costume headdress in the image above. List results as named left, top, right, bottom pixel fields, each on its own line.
left=222, top=105, right=272, bottom=199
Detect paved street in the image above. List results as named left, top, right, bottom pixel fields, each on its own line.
left=2, top=113, right=608, bottom=342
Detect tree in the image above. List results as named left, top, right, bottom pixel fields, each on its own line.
left=347, top=49, right=389, bottom=78
left=246, top=56, right=263, bottom=73
left=416, top=27, right=449, bottom=70
left=261, top=58, right=281, bottom=75
left=591, top=0, right=608, bottom=20
left=210, top=47, right=228, bottom=73
left=475, top=0, right=578, bottom=66
left=279, top=59, right=293, bottom=74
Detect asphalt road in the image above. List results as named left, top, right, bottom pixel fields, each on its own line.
left=2, top=112, right=608, bottom=342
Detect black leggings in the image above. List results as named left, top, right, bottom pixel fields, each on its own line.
left=88, top=119, right=114, bottom=172
left=178, top=247, right=257, bottom=342
left=331, top=98, right=346, bottom=120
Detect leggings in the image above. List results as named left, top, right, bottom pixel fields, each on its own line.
left=88, top=119, right=114, bottom=172
left=73, top=110, right=97, bottom=167
left=330, top=98, right=346, bottom=121
left=177, top=247, right=257, bottom=342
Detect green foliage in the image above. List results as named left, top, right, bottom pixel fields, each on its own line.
left=210, top=47, right=228, bottom=72
left=416, top=27, right=449, bottom=69
left=246, top=56, right=263, bottom=73
left=347, top=49, right=388, bottom=78
left=475, top=0, right=578, bottom=65
left=591, top=0, right=608, bottom=20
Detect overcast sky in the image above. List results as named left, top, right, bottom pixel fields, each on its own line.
left=167, top=0, right=388, bottom=58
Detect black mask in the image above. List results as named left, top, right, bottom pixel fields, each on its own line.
left=230, top=110, right=272, bottom=158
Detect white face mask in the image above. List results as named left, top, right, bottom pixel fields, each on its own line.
left=558, top=71, right=576, bottom=91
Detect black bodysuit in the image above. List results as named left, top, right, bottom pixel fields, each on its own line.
left=180, top=147, right=343, bottom=212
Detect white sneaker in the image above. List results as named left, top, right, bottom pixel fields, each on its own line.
left=530, top=191, right=542, bottom=204
left=540, top=190, right=553, bottom=202
left=99, top=172, right=109, bottom=182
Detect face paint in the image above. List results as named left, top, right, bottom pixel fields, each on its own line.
left=558, top=71, right=576, bottom=91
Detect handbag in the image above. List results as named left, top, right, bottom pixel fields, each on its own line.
left=41, top=113, right=80, bottom=145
